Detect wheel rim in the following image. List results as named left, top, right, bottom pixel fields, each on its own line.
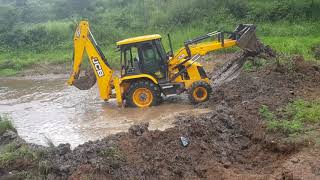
left=193, top=87, right=208, bottom=102
left=132, top=88, right=153, bottom=107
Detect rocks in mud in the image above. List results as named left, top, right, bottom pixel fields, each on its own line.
left=0, top=130, right=25, bottom=146
left=128, top=122, right=149, bottom=136
left=56, top=143, right=71, bottom=155
left=0, top=130, right=18, bottom=144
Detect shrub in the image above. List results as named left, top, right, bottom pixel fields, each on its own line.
left=0, top=115, right=16, bottom=135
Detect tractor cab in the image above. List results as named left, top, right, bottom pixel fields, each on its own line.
left=117, top=35, right=168, bottom=80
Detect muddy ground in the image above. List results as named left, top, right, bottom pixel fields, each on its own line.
left=1, top=54, right=320, bottom=179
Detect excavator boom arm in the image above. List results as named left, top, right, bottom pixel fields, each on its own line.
left=67, top=21, right=114, bottom=101
left=170, top=24, right=257, bottom=64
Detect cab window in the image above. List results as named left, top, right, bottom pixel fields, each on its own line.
left=123, top=46, right=140, bottom=75
left=140, top=43, right=161, bottom=74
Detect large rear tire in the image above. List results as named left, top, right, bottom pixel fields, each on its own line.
left=126, top=80, right=161, bottom=108
left=188, top=81, right=212, bottom=104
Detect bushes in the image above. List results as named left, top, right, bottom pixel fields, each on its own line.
left=0, top=22, right=72, bottom=52
left=247, top=0, right=320, bottom=22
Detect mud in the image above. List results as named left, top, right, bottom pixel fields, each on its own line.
left=51, top=105, right=282, bottom=179
left=206, top=56, right=320, bottom=141
left=1, top=53, right=320, bottom=179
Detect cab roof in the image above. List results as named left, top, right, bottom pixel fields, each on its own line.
left=116, top=34, right=161, bottom=46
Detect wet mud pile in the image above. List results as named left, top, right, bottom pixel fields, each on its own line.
left=1, top=56, right=320, bottom=179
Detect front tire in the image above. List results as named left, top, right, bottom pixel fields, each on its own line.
left=188, top=81, right=212, bottom=104
left=126, top=80, right=161, bottom=108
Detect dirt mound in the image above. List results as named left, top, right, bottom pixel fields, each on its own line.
left=45, top=104, right=288, bottom=179
left=206, top=58, right=320, bottom=139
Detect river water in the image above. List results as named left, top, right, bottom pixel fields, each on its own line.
left=0, top=75, right=195, bottom=148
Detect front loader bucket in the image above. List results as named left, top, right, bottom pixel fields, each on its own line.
left=233, top=24, right=258, bottom=53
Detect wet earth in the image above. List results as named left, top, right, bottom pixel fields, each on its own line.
left=0, top=75, right=200, bottom=148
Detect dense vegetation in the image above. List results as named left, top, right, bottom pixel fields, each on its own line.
left=0, top=0, right=319, bottom=75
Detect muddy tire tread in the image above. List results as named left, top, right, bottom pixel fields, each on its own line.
left=126, top=80, right=161, bottom=107
left=188, top=81, right=212, bottom=104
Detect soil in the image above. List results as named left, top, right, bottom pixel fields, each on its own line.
left=1, top=54, right=320, bottom=179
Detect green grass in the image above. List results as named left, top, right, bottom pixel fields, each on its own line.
left=0, top=141, right=48, bottom=178
left=0, top=115, right=16, bottom=135
left=257, top=21, right=320, bottom=60
left=260, top=100, right=320, bottom=134
left=0, top=49, right=73, bottom=76
left=243, top=58, right=269, bottom=72
left=0, top=143, right=37, bottom=167
left=0, top=68, right=18, bottom=76
left=0, top=115, right=48, bottom=178
left=262, top=36, right=320, bottom=60
left=0, top=21, right=319, bottom=76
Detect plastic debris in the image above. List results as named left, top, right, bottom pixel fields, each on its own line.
left=180, top=136, right=190, bottom=147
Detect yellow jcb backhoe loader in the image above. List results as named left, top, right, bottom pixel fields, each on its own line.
left=67, top=21, right=258, bottom=108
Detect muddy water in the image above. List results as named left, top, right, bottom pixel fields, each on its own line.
left=0, top=75, right=196, bottom=148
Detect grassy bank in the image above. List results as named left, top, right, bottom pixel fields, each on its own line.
left=0, top=21, right=319, bottom=77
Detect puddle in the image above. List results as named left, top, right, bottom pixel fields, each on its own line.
left=0, top=75, right=196, bottom=147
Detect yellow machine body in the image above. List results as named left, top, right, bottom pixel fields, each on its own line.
left=68, top=21, right=257, bottom=107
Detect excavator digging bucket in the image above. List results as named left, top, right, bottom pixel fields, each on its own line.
left=233, top=24, right=258, bottom=53
left=72, top=67, right=97, bottom=90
